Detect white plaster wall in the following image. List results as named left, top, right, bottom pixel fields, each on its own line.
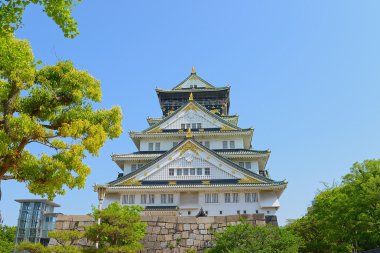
left=139, top=138, right=244, bottom=151
left=162, top=110, right=221, bottom=130
left=144, top=156, right=237, bottom=181
left=109, top=191, right=278, bottom=217
left=259, top=191, right=280, bottom=208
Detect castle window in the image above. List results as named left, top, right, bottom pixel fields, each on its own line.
left=237, top=210, right=240, bottom=214
left=168, top=194, right=174, bottom=203
left=244, top=210, right=247, bottom=214
left=245, top=193, right=258, bottom=203
left=204, top=168, right=210, bottom=175
left=225, top=193, right=231, bottom=203
left=233, top=193, right=239, bottom=203
left=197, top=168, right=202, bottom=175
left=122, top=195, right=135, bottom=204
left=245, top=162, right=251, bottom=170
left=177, top=169, right=182, bottom=176
left=155, top=143, right=160, bottom=151
left=188, top=211, right=191, bottom=215
left=148, top=194, right=155, bottom=204
left=223, top=141, right=228, bottom=149
left=131, top=164, right=137, bottom=172
left=205, top=193, right=218, bottom=203
left=186, top=123, right=191, bottom=129
left=219, top=211, right=223, bottom=215
left=238, top=162, right=245, bottom=167
left=148, top=143, right=154, bottom=151
left=197, top=123, right=202, bottom=129
left=190, top=168, right=196, bottom=175
left=204, top=141, right=210, bottom=148
left=141, top=195, right=147, bottom=204
left=161, top=194, right=167, bottom=204
left=181, top=124, right=186, bottom=129
left=230, top=141, right=235, bottom=149
left=192, top=123, right=197, bottom=129
left=183, top=168, right=189, bottom=176
left=169, top=169, right=174, bottom=176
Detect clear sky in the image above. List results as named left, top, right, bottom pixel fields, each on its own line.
left=2, top=0, right=380, bottom=226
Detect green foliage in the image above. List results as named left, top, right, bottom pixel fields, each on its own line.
left=207, top=221, right=301, bottom=253
left=0, top=224, right=16, bottom=253
left=0, top=35, right=122, bottom=198
left=85, top=203, right=147, bottom=253
left=16, top=242, right=48, bottom=253
left=287, top=159, right=380, bottom=252
left=0, top=0, right=81, bottom=38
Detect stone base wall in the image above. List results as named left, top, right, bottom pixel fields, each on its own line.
left=50, top=214, right=269, bottom=252
left=139, top=214, right=266, bottom=253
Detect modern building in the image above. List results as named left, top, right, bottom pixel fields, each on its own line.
left=95, top=68, right=287, bottom=221
left=14, top=199, right=60, bottom=247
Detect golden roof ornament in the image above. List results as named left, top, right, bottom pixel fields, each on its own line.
left=191, top=66, right=196, bottom=74
left=186, top=128, right=193, bottom=138
left=189, top=92, right=194, bottom=101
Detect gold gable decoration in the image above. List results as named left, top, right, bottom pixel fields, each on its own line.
left=220, top=125, right=235, bottom=131
left=189, top=92, right=194, bottom=101
left=147, top=126, right=162, bottom=133
left=184, top=103, right=198, bottom=112
left=238, top=177, right=260, bottom=184
left=179, top=141, right=202, bottom=156
left=119, top=177, right=142, bottom=186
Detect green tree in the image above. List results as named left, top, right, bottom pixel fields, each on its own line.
left=85, top=203, right=147, bottom=253
left=0, top=35, right=122, bottom=198
left=0, top=224, right=16, bottom=253
left=0, top=0, right=81, bottom=38
left=206, top=221, right=302, bottom=253
left=287, top=159, right=380, bottom=253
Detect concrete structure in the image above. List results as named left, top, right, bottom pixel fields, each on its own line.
left=14, top=199, right=60, bottom=246
left=95, top=68, right=287, bottom=220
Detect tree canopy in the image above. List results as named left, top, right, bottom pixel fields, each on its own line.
left=0, top=0, right=81, bottom=38
left=85, top=202, right=147, bottom=253
left=0, top=35, right=122, bottom=198
left=206, top=221, right=302, bottom=253
left=0, top=224, right=16, bottom=253
left=287, top=159, right=380, bottom=252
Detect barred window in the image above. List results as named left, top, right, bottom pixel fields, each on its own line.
left=141, top=195, right=147, bottom=204
left=168, top=194, right=174, bottom=203
left=169, top=169, right=174, bottom=176
left=149, top=194, right=155, bottom=204
left=225, top=193, right=231, bottom=203
left=245, top=193, right=258, bottom=203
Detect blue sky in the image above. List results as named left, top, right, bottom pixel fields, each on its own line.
left=2, top=0, right=380, bottom=226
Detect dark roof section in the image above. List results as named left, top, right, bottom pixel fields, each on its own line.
left=108, top=138, right=282, bottom=186
left=141, top=100, right=242, bottom=133
left=145, top=206, right=179, bottom=211
left=114, top=149, right=269, bottom=156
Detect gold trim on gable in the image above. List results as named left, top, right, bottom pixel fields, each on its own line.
left=147, top=126, right=162, bottom=133
left=119, top=177, right=142, bottom=186
left=221, top=125, right=235, bottom=131
left=168, top=181, right=177, bottom=185
left=184, top=103, right=198, bottom=112
left=238, top=177, right=260, bottom=184
left=202, top=181, right=210, bottom=185
left=179, top=141, right=202, bottom=156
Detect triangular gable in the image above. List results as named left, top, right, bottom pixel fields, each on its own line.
left=173, top=71, right=216, bottom=90
left=143, top=101, right=240, bottom=133
left=110, top=139, right=274, bottom=186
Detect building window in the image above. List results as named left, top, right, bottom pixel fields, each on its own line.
left=141, top=195, right=147, bottom=204
left=161, top=194, right=167, bottom=204
left=237, top=210, right=240, bottom=214
left=238, top=162, right=245, bottom=167
left=204, top=141, right=210, bottom=148
left=225, top=193, right=231, bottom=203
left=245, top=162, right=251, bottom=170
left=204, top=168, right=210, bottom=175
left=245, top=193, right=258, bottom=203
left=183, top=168, right=189, bottom=176
left=131, top=164, right=137, bottom=172
left=205, top=193, right=218, bottom=203
left=188, top=211, right=191, bottom=215
left=219, top=211, right=223, bottom=215
left=168, top=194, right=174, bottom=203
left=149, top=194, right=155, bottom=204
left=169, top=169, right=174, bottom=176
left=190, top=168, right=196, bottom=175
left=192, top=123, right=197, bottom=129
left=244, top=210, right=247, bottom=214
left=197, top=123, right=202, bottom=129
left=155, top=143, right=160, bottom=151
left=223, top=141, right=228, bottom=149
left=233, top=193, right=239, bottom=203
left=230, top=140, right=235, bottom=149
left=173, top=142, right=178, bottom=147
left=148, top=143, right=154, bottom=151
left=205, top=211, right=208, bottom=215
left=122, top=195, right=135, bottom=204
left=181, top=124, right=186, bottom=129
left=197, top=168, right=202, bottom=175
left=177, top=169, right=182, bottom=176
left=186, top=123, right=191, bottom=129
